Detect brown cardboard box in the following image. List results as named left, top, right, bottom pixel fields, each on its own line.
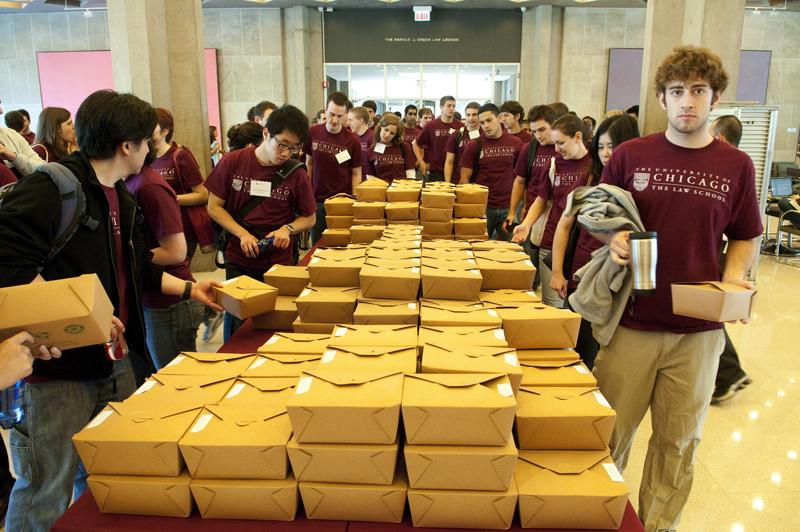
left=251, top=296, right=298, bottom=331
left=402, top=373, right=516, bottom=445
left=421, top=263, right=482, bottom=301
left=387, top=219, right=420, bottom=226
left=352, top=201, right=387, bottom=219
left=288, top=438, right=398, bottom=485
left=516, top=450, right=628, bottom=530
left=360, top=264, right=421, bottom=300
left=367, top=248, right=421, bottom=260
left=454, top=183, right=490, bottom=204
left=0, top=274, right=113, bottom=350
left=382, top=224, right=423, bottom=233
left=213, top=277, right=278, bottom=320
left=299, top=472, right=407, bottom=523
left=158, top=352, right=257, bottom=377
left=319, top=345, right=418, bottom=374
left=369, top=240, right=422, bottom=251
left=671, top=282, right=757, bottom=322
left=352, top=218, right=387, bottom=227
left=419, top=206, right=453, bottom=222
left=191, top=477, right=298, bottom=521
left=404, top=437, right=517, bottom=491
left=240, top=355, right=320, bottom=378
left=420, top=190, right=456, bottom=209
left=385, top=201, right=419, bottom=221
left=262, top=265, right=309, bottom=296
left=258, top=332, right=332, bottom=355
left=421, top=343, right=522, bottom=394
left=419, top=301, right=502, bottom=327
left=519, top=360, right=597, bottom=388
left=418, top=326, right=508, bottom=348
left=320, top=229, right=351, bottom=247
left=453, top=202, right=487, bottom=218
left=421, top=220, right=453, bottom=235
left=292, top=319, right=337, bottom=334
left=73, top=375, right=236, bottom=476
left=462, top=232, right=490, bottom=241
left=209, top=376, right=297, bottom=406
left=350, top=225, right=385, bottom=244
left=454, top=218, right=488, bottom=237
left=386, top=186, right=421, bottom=202
left=329, top=324, right=418, bottom=347
left=325, top=215, right=355, bottom=229
left=354, top=299, right=419, bottom=325
left=516, top=348, right=580, bottom=362
left=324, top=193, right=356, bottom=216
left=362, top=257, right=421, bottom=269
left=407, top=481, right=518, bottom=529
left=422, top=240, right=471, bottom=250
left=516, top=386, right=615, bottom=451
left=499, top=304, right=581, bottom=348
left=355, top=178, right=390, bottom=202
left=294, top=287, right=359, bottom=323
left=475, top=253, right=537, bottom=290
left=88, top=472, right=192, bottom=517
left=422, top=234, right=454, bottom=241
left=287, top=369, right=403, bottom=444
left=307, top=254, right=365, bottom=288
left=471, top=241, right=524, bottom=252
left=480, top=289, right=541, bottom=307
left=420, top=248, right=474, bottom=261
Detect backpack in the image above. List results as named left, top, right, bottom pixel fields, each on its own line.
left=523, top=139, right=540, bottom=184
left=0, top=163, right=99, bottom=273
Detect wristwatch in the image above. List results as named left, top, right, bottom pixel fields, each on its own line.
left=181, top=281, right=193, bottom=301
left=284, top=224, right=295, bottom=235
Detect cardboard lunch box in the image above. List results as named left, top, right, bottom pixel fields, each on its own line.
left=206, top=376, right=297, bottom=407
left=325, top=215, right=355, bottom=229
left=417, top=326, right=508, bottom=348
left=388, top=219, right=420, bottom=226
left=519, top=359, right=597, bottom=388
left=421, top=343, right=522, bottom=395
left=369, top=238, right=422, bottom=250
left=480, top=289, right=541, bottom=307
left=516, top=386, right=615, bottom=451
left=324, top=193, right=356, bottom=216
left=404, top=437, right=517, bottom=491
left=191, top=476, right=298, bottom=521
left=419, top=206, right=454, bottom=222
left=422, top=234, right=454, bottom=241
left=407, top=481, right=518, bottom=530
left=318, top=345, right=418, bottom=374
left=421, top=262, right=483, bottom=301
left=299, top=471, right=407, bottom=523
left=258, top=332, right=332, bottom=356
left=350, top=224, right=386, bottom=244
left=361, top=257, right=421, bottom=269
left=352, top=218, right=387, bottom=227
left=320, top=228, right=351, bottom=247
left=420, top=248, right=474, bottom=262
left=453, top=202, right=487, bottom=219
left=420, top=190, right=456, bottom=210
left=475, top=253, right=537, bottom=290
left=402, top=373, right=517, bottom=446
left=288, top=438, right=399, bottom=485
left=352, top=201, right=387, bottom=220
left=329, top=323, right=418, bottom=347
left=262, top=265, right=309, bottom=297
left=516, top=450, right=628, bottom=530
left=354, top=299, right=419, bottom=326
left=422, top=240, right=471, bottom=250
left=454, top=218, right=488, bottom=237
left=387, top=186, right=421, bottom=202
left=88, top=472, right=193, bottom=518
left=359, top=264, right=421, bottom=301
left=516, top=348, right=580, bottom=363
left=355, top=178, right=390, bottom=202
left=307, top=255, right=365, bottom=288
left=421, top=220, right=454, bottom=236
left=367, top=247, right=421, bottom=260
left=294, top=287, right=359, bottom=324
left=157, top=351, right=257, bottom=377
left=499, top=304, right=581, bottom=349
left=240, top=354, right=320, bottom=378
left=287, top=368, right=404, bottom=444
left=419, top=300, right=502, bottom=328
left=385, top=201, right=420, bottom=221
left=73, top=374, right=236, bottom=476
left=0, top=273, right=114, bottom=351
left=471, top=240, right=524, bottom=252
left=250, top=296, right=298, bottom=331
left=454, top=183, right=490, bottom=204
left=671, top=281, right=757, bottom=322
left=213, top=276, right=278, bottom=320
left=292, top=319, right=337, bottom=334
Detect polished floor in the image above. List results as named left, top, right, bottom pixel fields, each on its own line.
left=195, top=254, right=800, bottom=532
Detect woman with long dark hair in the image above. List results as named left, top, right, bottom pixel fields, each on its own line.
left=32, top=107, right=76, bottom=163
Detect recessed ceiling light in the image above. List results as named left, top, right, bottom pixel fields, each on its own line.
left=509, top=0, right=531, bottom=3
left=444, top=0, right=465, bottom=3
left=315, top=0, right=336, bottom=3
left=379, top=0, right=401, bottom=3
left=0, top=1, right=30, bottom=8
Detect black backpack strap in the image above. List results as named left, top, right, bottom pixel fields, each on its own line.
left=452, top=127, right=465, bottom=170
left=469, top=139, right=482, bottom=183
left=234, top=159, right=307, bottom=227
left=524, top=140, right=539, bottom=184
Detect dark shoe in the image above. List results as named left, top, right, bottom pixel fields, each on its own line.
left=711, top=375, right=752, bottom=404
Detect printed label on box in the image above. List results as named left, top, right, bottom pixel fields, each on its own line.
left=266, top=336, right=280, bottom=345
left=322, top=350, right=337, bottom=363
left=603, top=463, right=625, bottom=482
left=268, top=265, right=278, bottom=273
left=494, top=329, right=506, bottom=340
left=408, top=303, right=417, bottom=310
left=497, top=383, right=514, bottom=397
left=411, top=267, right=420, bottom=274
left=469, top=269, right=481, bottom=275
left=487, top=309, right=499, bottom=318
left=133, top=380, right=156, bottom=396
left=334, top=327, right=347, bottom=337
left=574, top=365, right=589, bottom=374
left=300, top=288, right=312, bottom=297
left=310, top=257, right=321, bottom=264
left=504, top=353, right=518, bottom=366
left=249, top=357, right=267, bottom=369
left=296, top=376, right=313, bottom=395
left=226, top=382, right=246, bottom=399
left=166, top=354, right=186, bottom=367
left=222, top=278, right=238, bottom=286
left=86, top=410, right=113, bottom=429
left=191, top=413, right=214, bottom=433
left=594, top=390, right=611, bottom=408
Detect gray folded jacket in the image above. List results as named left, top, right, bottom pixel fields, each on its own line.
left=564, top=184, right=646, bottom=346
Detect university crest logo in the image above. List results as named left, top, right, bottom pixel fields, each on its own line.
left=633, top=172, right=650, bottom=191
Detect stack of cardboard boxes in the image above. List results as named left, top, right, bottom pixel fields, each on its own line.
left=453, top=183, right=490, bottom=240
left=321, top=193, right=355, bottom=246
left=420, top=182, right=456, bottom=240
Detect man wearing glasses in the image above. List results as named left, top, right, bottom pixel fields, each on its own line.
left=207, top=105, right=316, bottom=339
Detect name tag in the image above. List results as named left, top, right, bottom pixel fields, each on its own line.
left=374, top=143, right=386, bottom=154
left=335, top=150, right=351, bottom=164
left=469, top=129, right=480, bottom=140
left=250, top=180, right=272, bottom=197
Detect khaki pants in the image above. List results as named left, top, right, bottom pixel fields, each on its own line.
left=593, top=326, right=724, bottom=532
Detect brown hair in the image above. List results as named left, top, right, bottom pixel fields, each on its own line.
left=654, top=45, right=729, bottom=95
left=373, top=114, right=405, bottom=147
left=154, top=107, right=175, bottom=143
left=349, top=106, right=370, bottom=125
left=327, top=91, right=349, bottom=107
left=552, top=114, right=586, bottom=139
left=34, top=107, right=72, bottom=160
left=528, top=105, right=557, bottom=125
left=419, top=107, right=433, bottom=119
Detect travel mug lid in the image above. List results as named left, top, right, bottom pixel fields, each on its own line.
left=629, top=231, right=657, bottom=240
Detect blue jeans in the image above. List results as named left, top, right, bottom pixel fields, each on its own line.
left=6, top=358, right=136, bottom=532
left=143, top=300, right=205, bottom=370
left=311, top=202, right=327, bottom=246
left=486, top=207, right=510, bottom=241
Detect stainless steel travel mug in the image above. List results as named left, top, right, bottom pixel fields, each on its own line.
left=629, top=231, right=657, bottom=296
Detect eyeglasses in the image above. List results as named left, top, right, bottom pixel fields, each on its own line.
left=272, top=137, right=302, bottom=155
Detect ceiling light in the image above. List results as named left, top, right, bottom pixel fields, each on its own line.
left=315, top=0, right=336, bottom=3
left=444, top=0, right=465, bottom=3
left=731, top=431, right=742, bottom=442
left=379, top=0, right=401, bottom=3
left=770, top=472, right=782, bottom=485
left=509, top=0, right=531, bottom=3
left=731, top=523, right=745, bottom=532
left=751, top=497, right=765, bottom=512
left=0, top=1, right=30, bottom=8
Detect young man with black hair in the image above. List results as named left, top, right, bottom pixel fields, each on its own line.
left=443, top=101, right=481, bottom=183
left=0, top=89, right=221, bottom=531
left=459, top=103, right=522, bottom=240
left=402, top=104, right=421, bottom=145
left=362, top=100, right=377, bottom=128
left=305, top=91, right=362, bottom=244
left=208, top=105, right=316, bottom=339
left=595, top=46, right=761, bottom=531
left=413, top=95, right=463, bottom=182
left=499, top=100, right=532, bottom=144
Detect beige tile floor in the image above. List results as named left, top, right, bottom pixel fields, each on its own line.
left=193, top=256, right=800, bottom=532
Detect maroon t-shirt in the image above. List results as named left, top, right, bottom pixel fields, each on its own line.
left=568, top=230, right=603, bottom=290
left=22, top=132, right=35, bottom=145
left=206, top=146, right=316, bottom=271
left=403, top=125, right=422, bottom=145
left=416, top=117, right=464, bottom=174
left=445, top=127, right=481, bottom=169
left=126, top=167, right=194, bottom=309
left=366, top=142, right=415, bottom=184
left=460, top=132, right=522, bottom=208
left=515, top=142, right=557, bottom=210
left=538, top=152, right=592, bottom=249
left=304, top=124, right=363, bottom=202
left=149, top=144, right=205, bottom=243
left=601, top=133, right=763, bottom=333
left=0, top=164, right=17, bottom=186
left=101, top=184, right=129, bottom=326
left=512, top=129, right=533, bottom=145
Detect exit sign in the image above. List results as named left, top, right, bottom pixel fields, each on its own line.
left=414, top=6, right=431, bottom=22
